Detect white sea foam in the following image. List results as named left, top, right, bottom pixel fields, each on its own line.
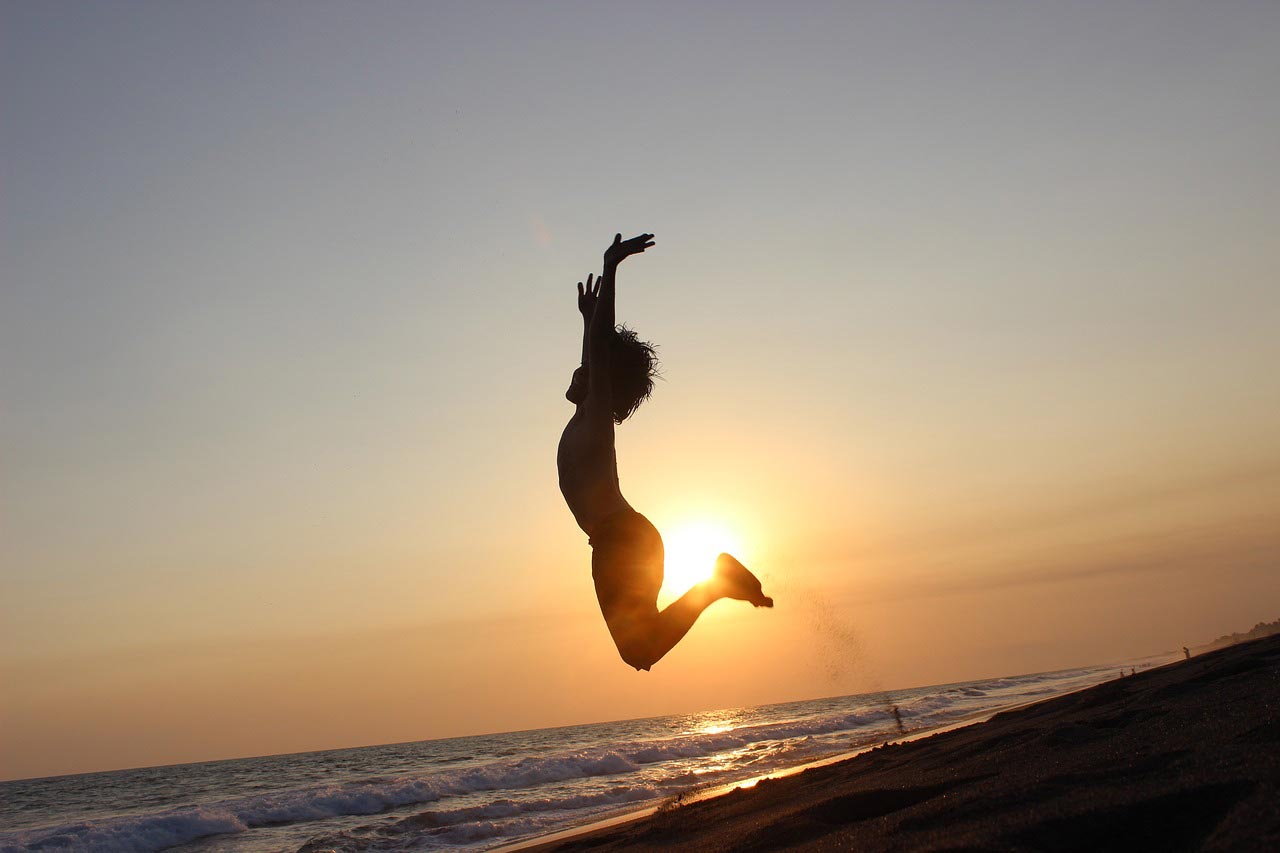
left=302, top=785, right=664, bottom=850
left=0, top=807, right=246, bottom=853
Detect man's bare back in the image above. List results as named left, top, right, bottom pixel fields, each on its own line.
left=558, top=234, right=773, bottom=671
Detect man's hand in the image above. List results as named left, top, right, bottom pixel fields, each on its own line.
left=603, top=232, right=655, bottom=269
left=577, top=272, right=600, bottom=321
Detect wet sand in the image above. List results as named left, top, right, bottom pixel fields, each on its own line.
left=533, top=634, right=1280, bottom=851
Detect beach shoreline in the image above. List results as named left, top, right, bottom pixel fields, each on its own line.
left=495, top=691, right=1087, bottom=853
left=515, top=636, right=1280, bottom=851
left=0, top=659, right=1160, bottom=852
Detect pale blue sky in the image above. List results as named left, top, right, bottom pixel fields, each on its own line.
left=3, top=1, right=1279, bottom=779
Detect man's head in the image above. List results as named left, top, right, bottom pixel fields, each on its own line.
left=607, top=325, right=659, bottom=422
left=565, top=325, right=659, bottom=422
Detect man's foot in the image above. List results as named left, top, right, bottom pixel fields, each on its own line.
left=713, top=553, right=774, bottom=607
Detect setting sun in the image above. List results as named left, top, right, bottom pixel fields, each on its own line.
left=661, top=520, right=743, bottom=595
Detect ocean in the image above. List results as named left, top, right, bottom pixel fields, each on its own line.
left=0, top=656, right=1170, bottom=852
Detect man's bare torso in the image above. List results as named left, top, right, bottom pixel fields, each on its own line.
left=557, top=408, right=630, bottom=535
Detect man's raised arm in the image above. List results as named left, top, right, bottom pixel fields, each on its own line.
left=584, top=232, right=654, bottom=411
left=589, top=232, right=654, bottom=352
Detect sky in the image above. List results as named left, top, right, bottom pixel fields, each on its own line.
left=2, top=1, right=1278, bottom=781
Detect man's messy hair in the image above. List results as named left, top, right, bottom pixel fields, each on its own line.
left=608, top=325, right=660, bottom=423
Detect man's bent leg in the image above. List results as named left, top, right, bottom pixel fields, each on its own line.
left=605, top=583, right=723, bottom=671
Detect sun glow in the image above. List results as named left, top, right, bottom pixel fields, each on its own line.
left=661, top=519, right=743, bottom=595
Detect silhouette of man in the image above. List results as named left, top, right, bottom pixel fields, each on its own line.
left=558, top=233, right=773, bottom=671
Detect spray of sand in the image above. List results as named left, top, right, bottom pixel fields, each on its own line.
left=768, top=575, right=905, bottom=735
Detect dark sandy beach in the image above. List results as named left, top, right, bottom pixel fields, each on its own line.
left=535, top=635, right=1280, bottom=851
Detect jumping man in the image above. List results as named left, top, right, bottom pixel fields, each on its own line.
left=557, top=233, right=773, bottom=671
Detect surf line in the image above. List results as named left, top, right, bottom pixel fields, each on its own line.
left=495, top=692, right=1073, bottom=853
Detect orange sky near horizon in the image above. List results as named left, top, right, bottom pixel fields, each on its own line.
left=3, top=2, right=1280, bottom=781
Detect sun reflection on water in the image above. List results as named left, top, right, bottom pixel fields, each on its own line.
left=682, top=707, right=746, bottom=738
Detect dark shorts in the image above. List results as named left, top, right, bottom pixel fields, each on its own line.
left=589, top=509, right=664, bottom=611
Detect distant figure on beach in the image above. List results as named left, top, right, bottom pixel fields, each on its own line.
left=891, top=705, right=905, bottom=735
left=1184, top=646, right=1191, bottom=660
left=557, top=233, right=774, bottom=671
